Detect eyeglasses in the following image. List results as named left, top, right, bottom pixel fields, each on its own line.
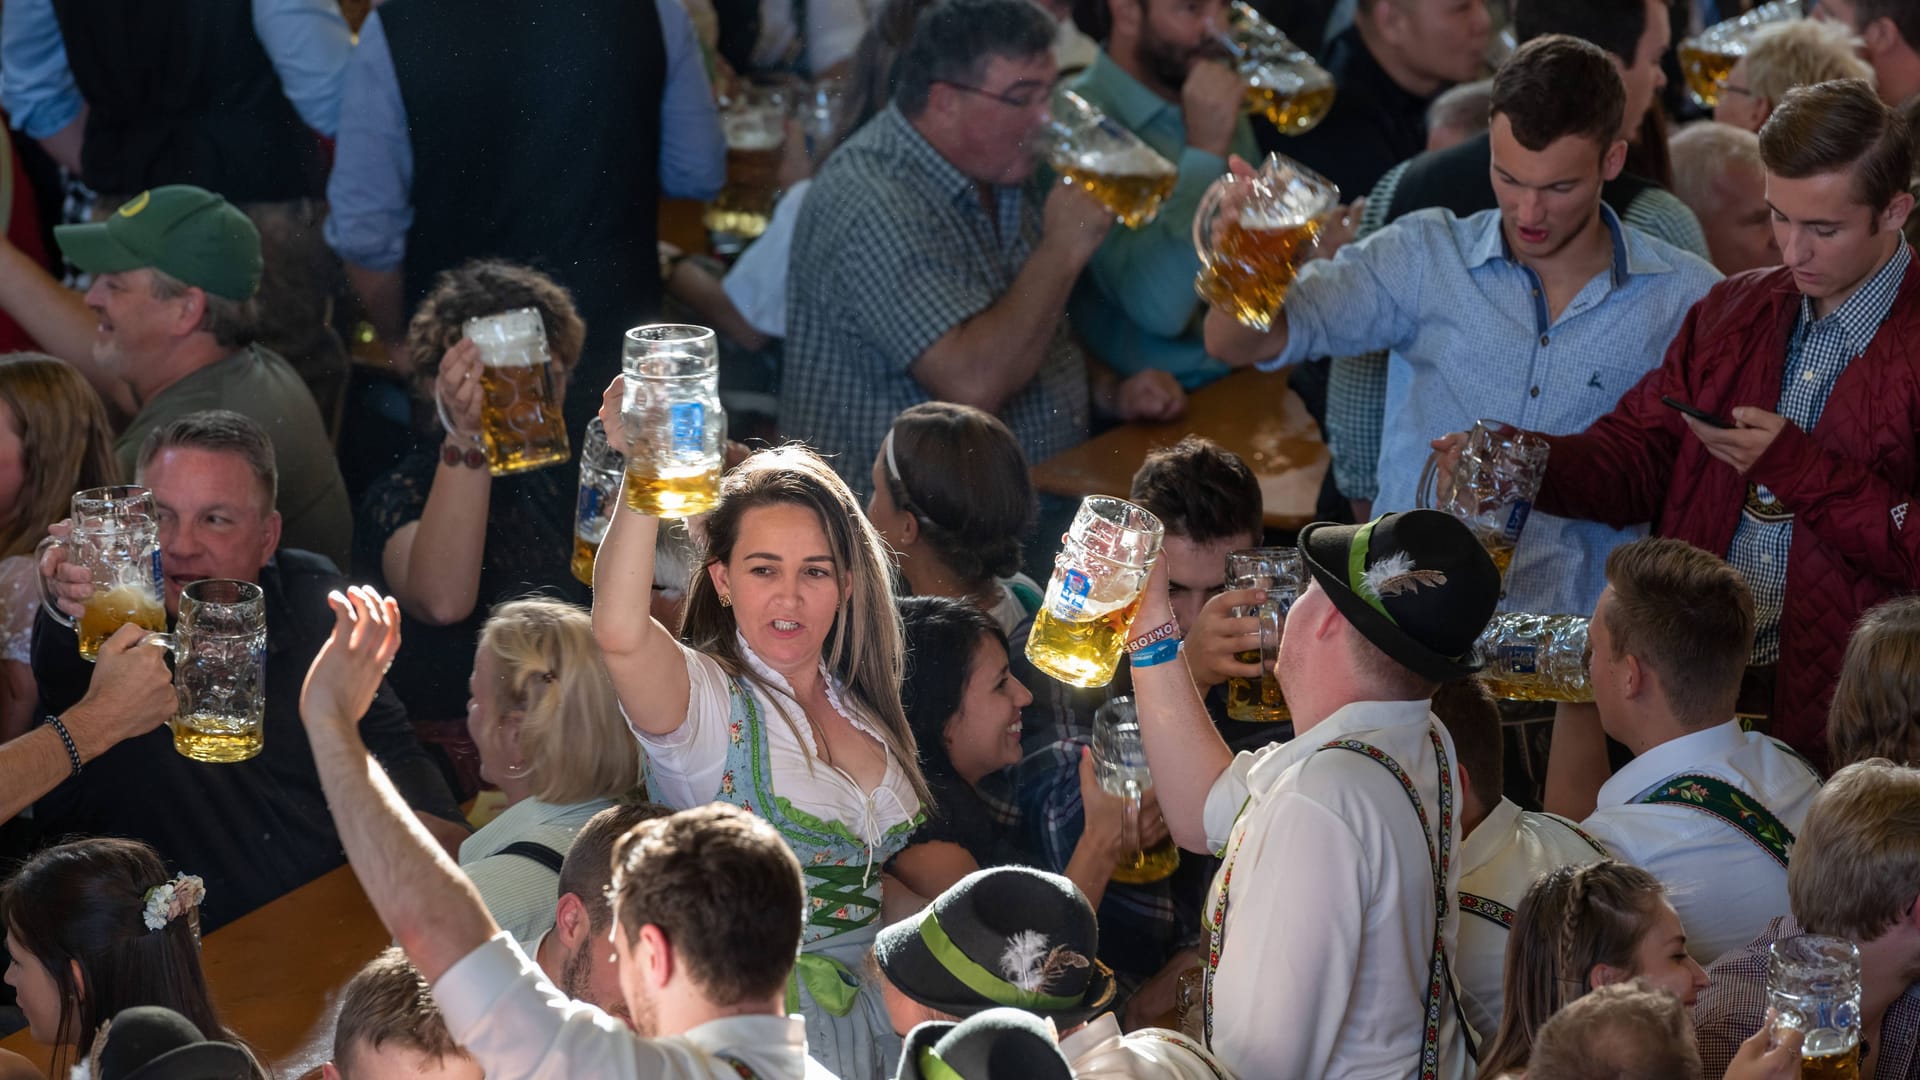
left=936, top=78, right=1056, bottom=110
left=1720, top=82, right=1757, bottom=99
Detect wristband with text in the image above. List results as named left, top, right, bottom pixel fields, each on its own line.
left=1125, top=619, right=1180, bottom=655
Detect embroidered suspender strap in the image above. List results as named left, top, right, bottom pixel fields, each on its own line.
left=1458, top=891, right=1516, bottom=929
left=712, top=1053, right=761, bottom=1079
left=1636, top=773, right=1796, bottom=868
left=1201, top=803, right=1252, bottom=1045
left=1556, top=816, right=1611, bottom=858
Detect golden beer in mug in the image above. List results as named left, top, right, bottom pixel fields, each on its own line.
left=1224, top=1, right=1337, bottom=135
left=462, top=308, right=570, bottom=476
left=1028, top=496, right=1165, bottom=689
left=623, top=464, right=725, bottom=518
left=78, top=585, right=168, bottom=662
left=1244, top=79, right=1336, bottom=134
left=1195, top=214, right=1324, bottom=332
left=1799, top=1046, right=1860, bottom=1080
left=1113, top=837, right=1183, bottom=884
left=1224, top=547, right=1302, bottom=724
left=1768, top=934, right=1863, bottom=1080
left=1679, top=41, right=1740, bottom=108
left=1045, top=91, right=1180, bottom=228
left=37, top=485, right=167, bottom=662
left=621, top=325, right=726, bottom=520
left=1224, top=648, right=1287, bottom=723
left=572, top=418, right=626, bottom=585
left=704, top=84, right=787, bottom=250
left=1418, top=419, right=1550, bottom=587
left=1476, top=613, right=1594, bottom=703
left=150, top=579, right=268, bottom=764
left=1093, top=696, right=1180, bottom=885
left=1027, top=595, right=1147, bottom=689
left=1056, top=159, right=1179, bottom=229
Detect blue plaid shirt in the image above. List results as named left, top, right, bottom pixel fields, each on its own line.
left=780, top=105, right=1091, bottom=498
left=1263, top=205, right=1722, bottom=616
left=1728, top=242, right=1911, bottom=664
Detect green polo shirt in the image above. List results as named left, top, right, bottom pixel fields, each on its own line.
left=1067, top=51, right=1259, bottom=390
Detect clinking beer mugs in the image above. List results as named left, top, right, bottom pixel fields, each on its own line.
left=460, top=308, right=571, bottom=476
left=1417, top=419, right=1551, bottom=581
left=1222, top=2, right=1336, bottom=135
left=621, top=324, right=726, bottom=520
left=1193, top=153, right=1340, bottom=332
left=1092, top=696, right=1181, bottom=884
left=36, top=486, right=167, bottom=662
left=148, top=579, right=268, bottom=764
left=1224, top=547, right=1302, bottom=724
left=1043, top=91, right=1179, bottom=229
left=1677, top=0, right=1800, bottom=108
left=1027, top=496, right=1164, bottom=689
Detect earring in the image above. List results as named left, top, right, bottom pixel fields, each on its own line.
left=719, top=593, right=733, bottom=608
left=503, top=761, right=530, bottom=779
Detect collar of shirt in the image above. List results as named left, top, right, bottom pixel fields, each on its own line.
left=677, top=1013, right=813, bottom=1062
left=1461, top=202, right=1658, bottom=290
left=871, top=104, right=1006, bottom=214
left=1793, top=240, right=1912, bottom=355
left=1077, top=50, right=1180, bottom=140
left=1459, top=796, right=1524, bottom=876
left=1593, top=718, right=1749, bottom=808
left=1059, top=1012, right=1124, bottom=1062
left=734, top=629, right=860, bottom=731
left=1245, top=697, right=1435, bottom=791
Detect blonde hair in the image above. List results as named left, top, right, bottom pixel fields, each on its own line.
left=1743, top=19, right=1875, bottom=103
left=0, top=354, right=119, bottom=560
left=1671, top=121, right=1762, bottom=210
left=1827, top=597, right=1920, bottom=771
left=1788, top=760, right=1920, bottom=941
left=1527, top=980, right=1702, bottom=1080
left=680, top=445, right=933, bottom=809
left=478, top=597, right=641, bottom=805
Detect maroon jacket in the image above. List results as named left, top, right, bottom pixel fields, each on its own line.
left=1536, top=259, right=1920, bottom=764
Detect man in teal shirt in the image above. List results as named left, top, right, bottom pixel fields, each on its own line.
left=1068, top=0, right=1257, bottom=389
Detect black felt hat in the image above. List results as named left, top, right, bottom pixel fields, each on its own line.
left=874, top=866, right=1116, bottom=1028
left=893, top=1009, right=1074, bottom=1080
left=1298, top=509, right=1501, bottom=683
left=92, top=1006, right=256, bottom=1080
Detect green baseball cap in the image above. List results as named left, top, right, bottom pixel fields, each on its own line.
left=55, top=186, right=262, bottom=302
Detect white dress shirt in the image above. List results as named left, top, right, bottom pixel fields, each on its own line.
left=459, top=796, right=614, bottom=950
left=1456, top=798, right=1610, bottom=1039
left=1581, top=719, right=1821, bottom=964
left=1061, top=1014, right=1234, bottom=1079
left=1199, top=698, right=1474, bottom=1080
left=435, top=933, right=840, bottom=1080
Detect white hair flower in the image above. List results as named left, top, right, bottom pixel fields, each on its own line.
left=140, top=874, right=206, bottom=932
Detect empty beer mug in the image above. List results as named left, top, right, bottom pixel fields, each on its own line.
left=36, top=485, right=167, bottom=663
left=1768, top=934, right=1862, bottom=1080
left=705, top=83, right=788, bottom=253
left=1027, top=496, right=1164, bottom=689
left=461, top=308, right=571, bottom=475
left=572, top=417, right=627, bottom=585
left=1043, top=91, right=1179, bottom=228
left=1224, top=547, right=1303, bottom=724
left=149, top=579, right=268, bottom=764
left=1193, top=153, right=1340, bottom=331
left=1677, top=0, right=1800, bottom=108
left=1222, top=2, right=1336, bottom=135
left=1092, top=695, right=1181, bottom=885
left=1417, top=419, right=1551, bottom=581
left=621, top=325, right=726, bottom=520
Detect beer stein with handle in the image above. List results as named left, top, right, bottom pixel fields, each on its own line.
left=1224, top=547, right=1302, bottom=724
left=621, top=324, right=727, bottom=520
left=1043, top=90, right=1179, bottom=229
left=572, top=417, right=627, bottom=585
left=705, top=82, right=788, bottom=253
left=1677, top=0, right=1800, bottom=108
left=36, top=485, right=167, bottom=663
left=1027, top=496, right=1164, bottom=689
left=1768, top=935, right=1863, bottom=1080
left=458, top=308, right=571, bottom=476
left=1221, top=2, right=1336, bottom=135
left=148, top=579, right=268, bottom=764
left=1193, top=152, right=1340, bottom=332
left=1417, top=419, right=1550, bottom=581
left=1092, top=695, right=1180, bottom=885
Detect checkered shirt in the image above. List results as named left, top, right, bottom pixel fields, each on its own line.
left=779, top=105, right=1090, bottom=498
left=1727, top=242, right=1910, bottom=664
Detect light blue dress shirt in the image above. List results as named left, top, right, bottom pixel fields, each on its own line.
left=1, top=0, right=352, bottom=139
left=1263, top=205, right=1722, bottom=616
left=325, top=4, right=724, bottom=271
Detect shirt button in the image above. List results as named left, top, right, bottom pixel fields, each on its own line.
left=1530, top=386, right=1540, bottom=398
left=1540, top=335, right=1550, bottom=346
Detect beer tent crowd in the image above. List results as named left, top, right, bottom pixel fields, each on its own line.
left=6, top=0, right=1920, bottom=1077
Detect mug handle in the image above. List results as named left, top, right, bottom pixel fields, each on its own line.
left=1121, top=778, right=1144, bottom=859
left=143, top=633, right=176, bottom=655
left=1415, top=450, right=1442, bottom=512
left=33, top=534, right=81, bottom=632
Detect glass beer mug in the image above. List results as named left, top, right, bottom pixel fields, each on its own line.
left=1193, top=153, right=1340, bottom=331
left=1092, top=696, right=1181, bottom=885
left=1475, top=612, right=1593, bottom=703
left=1768, top=935, right=1863, bottom=1080
left=1417, top=419, right=1551, bottom=581
left=36, top=486, right=167, bottom=662
left=461, top=308, right=571, bottom=476
left=1224, top=547, right=1302, bottom=724
left=572, top=418, right=627, bottom=586
left=1222, top=2, right=1336, bottom=135
left=1027, top=496, right=1164, bottom=689
left=704, top=82, right=788, bottom=253
left=1677, top=0, right=1801, bottom=108
left=150, top=579, right=268, bottom=764
left=1043, top=91, right=1179, bottom=229
left=621, top=325, right=726, bottom=520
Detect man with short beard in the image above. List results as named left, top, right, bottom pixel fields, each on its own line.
left=533, top=801, right=671, bottom=1025
left=1065, top=0, right=1254, bottom=389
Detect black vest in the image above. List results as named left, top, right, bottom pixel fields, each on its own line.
left=1385, top=130, right=1657, bottom=227
left=51, top=0, right=325, bottom=202
left=383, top=0, right=666, bottom=429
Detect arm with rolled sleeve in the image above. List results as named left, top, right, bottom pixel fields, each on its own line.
left=1253, top=223, right=1425, bottom=371
left=251, top=0, right=352, bottom=137
left=655, top=0, right=724, bottom=201
left=1083, top=147, right=1223, bottom=339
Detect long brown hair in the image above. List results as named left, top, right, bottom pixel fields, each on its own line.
left=1828, top=597, right=1920, bottom=772
left=1475, top=860, right=1667, bottom=1080
left=0, top=354, right=119, bottom=560
left=680, top=446, right=933, bottom=808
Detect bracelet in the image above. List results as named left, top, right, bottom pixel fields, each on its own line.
left=441, top=440, right=488, bottom=470
left=1130, top=637, right=1183, bottom=668
left=1125, top=619, right=1180, bottom=655
left=45, top=714, right=81, bottom=776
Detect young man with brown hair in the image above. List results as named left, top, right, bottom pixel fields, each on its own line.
left=324, top=947, right=480, bottom=1080
left=1501, top=78, right=1920, bottom=765
left=1578, top=538, right=1821, bottom=964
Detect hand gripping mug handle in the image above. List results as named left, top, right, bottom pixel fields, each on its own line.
left=34, top=534, right=82, bottom=632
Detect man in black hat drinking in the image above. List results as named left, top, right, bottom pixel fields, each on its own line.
left=1133, top=508, right=1501, bottom=1079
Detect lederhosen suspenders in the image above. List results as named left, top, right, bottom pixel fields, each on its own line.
left=1204, top=727, right=1462, bottom=1080
left=1637, top=773, right=1799, bottom=867
left=1457, top=818, right=1609, bottom=930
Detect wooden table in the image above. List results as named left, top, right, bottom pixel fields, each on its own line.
left=1, top=865, right=388, bottom=1079
left=1030, top=368, right=1330, bottom=532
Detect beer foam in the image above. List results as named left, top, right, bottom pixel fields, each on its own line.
left=1065, top=141, right=1175, bottom=177
left=1236, top=204, right=1310, bottom=229
left=724, top=122, right=785, bottom=151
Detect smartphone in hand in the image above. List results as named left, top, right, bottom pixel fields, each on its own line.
left=1661, top=395, right=1735, bottom=430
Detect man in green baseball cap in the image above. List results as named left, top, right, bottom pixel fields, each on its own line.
left=50, top=184, right=349, bottom=569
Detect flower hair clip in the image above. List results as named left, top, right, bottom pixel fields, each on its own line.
left=141, top=874, right=206, bottom=932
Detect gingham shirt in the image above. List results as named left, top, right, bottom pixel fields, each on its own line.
left=780, top=105, right=1091, bottom=498
left=1696, top=914, right=1920, bottom=1080
left=1727, top=242, right=1911, bottom=664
